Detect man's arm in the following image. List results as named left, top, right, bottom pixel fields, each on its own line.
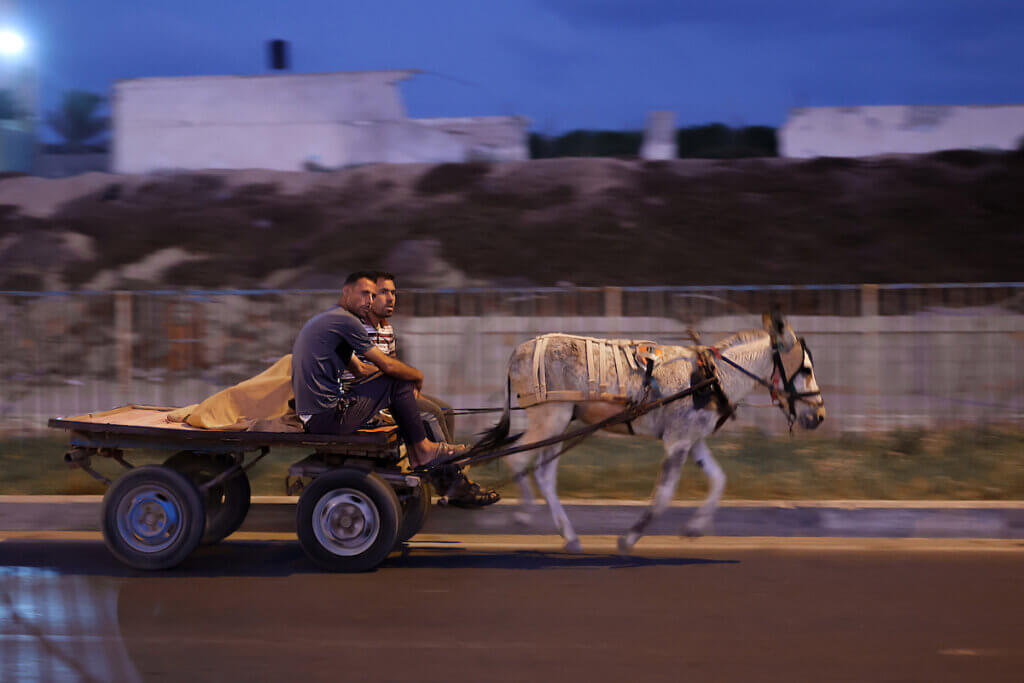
left=345, top=354, right=377, bottom=379
left=364, top=346, right=423, bottom=389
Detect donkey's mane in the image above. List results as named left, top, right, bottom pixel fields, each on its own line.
left=712, top=328, right=767, bottom=350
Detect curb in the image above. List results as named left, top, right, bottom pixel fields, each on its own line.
left=3, top=496, right=1024, bottom=539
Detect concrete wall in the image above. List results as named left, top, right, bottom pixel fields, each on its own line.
left=114, top=71, right=416, bottom=173
left=779, top=105, right=1024, bottom=158
left=340, top=120, right=467, bottom=165
left=113, top=72, right=526, bottom=172
left=414, top=117, right=529, bottom=161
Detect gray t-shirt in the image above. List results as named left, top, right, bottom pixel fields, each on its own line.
left=291, top=306, right=373, bottom=415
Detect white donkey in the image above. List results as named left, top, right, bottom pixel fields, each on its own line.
left=480, top=312, right=826, bottom=553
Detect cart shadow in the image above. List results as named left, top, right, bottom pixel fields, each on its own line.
left=0, top=539, right=737, bottom=577
left=387, top=546, right=738, bottom=570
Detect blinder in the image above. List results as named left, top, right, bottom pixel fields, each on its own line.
left=801, top=337, right=814, bottom=367
left=771, top=336, right=822, bottom=423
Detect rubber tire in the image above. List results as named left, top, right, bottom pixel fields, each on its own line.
left=164, top=451, right=251, bottom=545
left=101, top=465, right=206, bottom=570
left=396, top=481, right=432, bottom=545
left=296, top=469, right=401, bottom=573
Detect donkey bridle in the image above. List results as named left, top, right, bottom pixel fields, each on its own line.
left=770, top=337, right=823, bottom=424
left=713, top=337, right=822, bottom=429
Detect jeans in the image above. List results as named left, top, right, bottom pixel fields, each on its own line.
left=304, top=374, right=426, bottom=445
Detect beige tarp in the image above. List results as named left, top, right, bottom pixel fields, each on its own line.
left=166, top=354, right=303, bottom=432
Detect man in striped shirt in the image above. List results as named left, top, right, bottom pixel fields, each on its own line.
left=343, top=272, right=498, bottom=507
left=342, top=274, right=455, bottom=442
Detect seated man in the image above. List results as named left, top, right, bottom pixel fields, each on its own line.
left=291, top=271, right=499, bottom=507
left=340, top=270, right=455, bottom=443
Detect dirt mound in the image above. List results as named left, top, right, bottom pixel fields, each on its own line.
left=1, top=153, right=1022, bottom=290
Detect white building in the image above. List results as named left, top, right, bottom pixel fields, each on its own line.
left=779, top=104, right=1024, bottom=158
left=112, top=70, right=528, bottom=173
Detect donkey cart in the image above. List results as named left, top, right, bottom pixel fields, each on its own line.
left=48, top=405, right=431, bottom=573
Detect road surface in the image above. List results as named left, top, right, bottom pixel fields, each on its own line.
left=2, top=534, right=1023, bottom=681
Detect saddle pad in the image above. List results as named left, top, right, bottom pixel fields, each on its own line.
left=518, top=334, right=655, bottom=407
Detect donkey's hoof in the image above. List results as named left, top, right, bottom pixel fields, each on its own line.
left=564, top=538, right=583, bottom=554
left=684, top=520, right=713, bottom=538
left=513, top=510, right=535, bottom=527
left=685, top=513, right=712, bottom=538
left=616, top=536, right=634, bottom=555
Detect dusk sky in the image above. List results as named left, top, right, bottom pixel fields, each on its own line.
left=12, top=0, right=1024, bottom=133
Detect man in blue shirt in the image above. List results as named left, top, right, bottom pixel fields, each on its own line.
left=291, top=271, right=498, bottom=507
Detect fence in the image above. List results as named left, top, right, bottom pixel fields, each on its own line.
left=2, top=284, right=1023, bottom=437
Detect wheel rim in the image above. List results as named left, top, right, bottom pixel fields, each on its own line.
left=115, top=484, right=186, bottom=554
left=312, top=488, right=380, bottom=556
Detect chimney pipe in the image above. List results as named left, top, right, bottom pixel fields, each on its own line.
left=268, top=40, right=289, bottom=70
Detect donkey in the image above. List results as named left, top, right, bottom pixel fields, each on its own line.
left=481, top=312, right=826, bottom=553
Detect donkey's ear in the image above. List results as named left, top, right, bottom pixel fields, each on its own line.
left=764, top=310, right=797, bottom=351
left=763, top=311, right=786, bottom=336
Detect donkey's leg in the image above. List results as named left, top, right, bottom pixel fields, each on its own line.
left=533, top=445, right=582, bottom=553
left=505, top=451, right=539, bottom=526
left=618, top=438, right=690, bottom=553
left=508, top=404, right=574, bottom=527
left=684, top=439, right=726, bottom=537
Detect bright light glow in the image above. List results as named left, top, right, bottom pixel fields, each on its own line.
left=0, top=30, right=26, bottom=56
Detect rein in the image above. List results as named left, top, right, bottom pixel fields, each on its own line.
left=444, top=407, right=525, bottom=415
left=425, top=375, right=720, bottom=472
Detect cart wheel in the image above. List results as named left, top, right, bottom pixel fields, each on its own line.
left=296, top=469, right=400, bottom=572
left=164, top=451, right=251, bottom=545
left=396, top=481, right=432, bottom=546
left=101, top=465, right=205, bottom=570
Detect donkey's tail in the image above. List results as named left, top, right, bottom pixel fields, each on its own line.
left=472, top=373, right=521, bottom=452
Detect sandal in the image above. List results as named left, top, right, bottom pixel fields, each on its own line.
left=407, top=442, right=467, bottom=472
left=417, top=464, right=500, bottom=508
left=441, top=468, right=500, bottom=508
left=424, top=441, right=469, bottom=464
left=445, top=478, right=501, bottom=508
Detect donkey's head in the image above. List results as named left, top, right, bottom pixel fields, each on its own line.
left=762, top=311, right=826, bottom=430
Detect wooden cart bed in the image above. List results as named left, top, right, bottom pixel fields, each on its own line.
left=48, top=405, right=401, bottom=454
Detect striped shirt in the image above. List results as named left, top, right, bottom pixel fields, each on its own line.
left=340, top=320, right=395, bottom=392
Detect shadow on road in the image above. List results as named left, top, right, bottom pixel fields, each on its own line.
left=0, top=539, right=738, bottom=577
left=390, top=546, right=738, bottom=570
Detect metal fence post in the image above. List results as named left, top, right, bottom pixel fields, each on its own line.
left=115, top=291, right=133, bottom=404
left=604, top=286, right=622, bottom=317
left=861, top=284, right=880, bottom=430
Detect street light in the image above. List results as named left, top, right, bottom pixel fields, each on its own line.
left=0, top=29, right=25, bottom=57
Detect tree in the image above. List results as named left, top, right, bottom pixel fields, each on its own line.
left=47, top=90, right=108, bottom=150
left=0, top=90, right=22, bottom=120
left=530, top=130, right=642, bottom=158
left=676, top=124, right=778, bottom=158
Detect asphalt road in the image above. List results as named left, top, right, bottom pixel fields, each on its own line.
left=2, top=534, right=1023, bottom=682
